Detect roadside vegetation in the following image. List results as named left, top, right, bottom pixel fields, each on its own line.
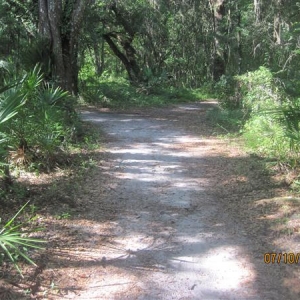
left=1, top=0, right=300, bottom=296
left=208, top=67, right=300, bottom=186
left=79, top=78, right=210, bottom=109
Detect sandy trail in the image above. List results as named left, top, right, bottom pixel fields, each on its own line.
left=76, top=103, right=288, bottom=299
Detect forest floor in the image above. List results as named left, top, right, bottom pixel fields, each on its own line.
left=1, top=101, right=300, bottom=299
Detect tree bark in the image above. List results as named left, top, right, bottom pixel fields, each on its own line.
left=273, top=0, right=282, bottom=44
left=236, top=3, right=242, bottom=74
left=103, top=33, right=141, bottom=83
left=93, top=40, right=105, bottom=76
left=102, top=2, right=144, bottom=85
left=210, top=0, right=226, bottom=81
left=38, top=0, right=90, bottom=94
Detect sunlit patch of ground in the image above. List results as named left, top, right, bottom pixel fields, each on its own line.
left=1, top=102, right=299, bottom=299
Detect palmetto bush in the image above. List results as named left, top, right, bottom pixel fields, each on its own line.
left=237, top=67, right=300, bottom=164
left=0, top=67, right=45, bottom=276
left=0, top=62, right=81, bottom=275
left=0, top=63, right=78, bottom=172
left=0, top=201, right=45, bottom=277
left=0, top=64, right=27, bottom=180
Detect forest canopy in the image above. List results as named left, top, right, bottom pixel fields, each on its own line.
left=0, top=0, right=299, bottom=92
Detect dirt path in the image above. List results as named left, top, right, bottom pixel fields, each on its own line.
left=3, top=102, right=298, bottom=299
left=73, top=102, right=295, bottom=300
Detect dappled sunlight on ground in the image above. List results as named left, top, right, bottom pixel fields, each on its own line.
left=75, top=108, right=271, bottom=299
left=2, top=102, right=296, bottom=299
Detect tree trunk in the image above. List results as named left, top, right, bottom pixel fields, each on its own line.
left=236, top=3, right=242, bottom=74
left=102, top=2, right=144, bottom=85
left=38, top=0, right=90, bottom=94
left=273, top=0, right=282, bottom=44
left=103, top=33, right=142, bottom=84
left=93, top=40, right=105, bottom=76
left=210, top=0, right=226, bottom=81
left=254, top=0, right=261, bottom=23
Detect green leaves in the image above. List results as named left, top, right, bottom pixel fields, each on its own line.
left=38, top=84, right=69, bottom=106
left=279, top=101, right=300, bottom=153
left=0, top=63, right=76, bottom=171
left=238, top=67, right=300, bottom=163
left=21, top=64, right=43, bottom=95
left=0, top=201, right=45, bottom=277
left=0, top=91, right=24, bottom=125
left=0, top=64, right=44, bottom=126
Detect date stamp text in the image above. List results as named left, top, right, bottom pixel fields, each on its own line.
left=264, top=252, right=300, bottom=264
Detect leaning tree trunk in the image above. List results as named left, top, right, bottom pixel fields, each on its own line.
left=103, top=34, right=140, bottom=83
left=102, top=2, right=144, bottom=85
left=38, top=0, right=90, bottom=94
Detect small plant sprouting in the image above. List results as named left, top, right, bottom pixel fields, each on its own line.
left=29, top=203, right=38, bottom=214
left=56, top=212, right=71, bottom=220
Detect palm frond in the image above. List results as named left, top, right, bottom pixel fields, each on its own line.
left=0, top=201, right=46, bottom=277
left=39, top=84, right=69, bottom=106
left=0, top=91, right=24, bottom=124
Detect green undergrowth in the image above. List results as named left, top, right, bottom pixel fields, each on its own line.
left=0, top=120, right=102, bottom=272
left=208, top=66, right=300, bottom=190
left=0, top=118, right=102, bottom=196
left=206, top=107, right=246, bottom=134
left=80, top=80, right=212, bottom=108
left=0, top=121, right=102, bottom=278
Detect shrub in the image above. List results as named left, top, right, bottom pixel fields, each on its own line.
left=206, top=107, right=246, bottom=133
left=214, top=75, right=243, bottom=110
left=213, top=67, right=300, bottom=164
left=236, top=67, right=300, bottom=163
left=243, top=113, right=289, bottom=159
left=237, top=66, right=285, bottom=113
left=0, top=63, right=79, bottom=176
